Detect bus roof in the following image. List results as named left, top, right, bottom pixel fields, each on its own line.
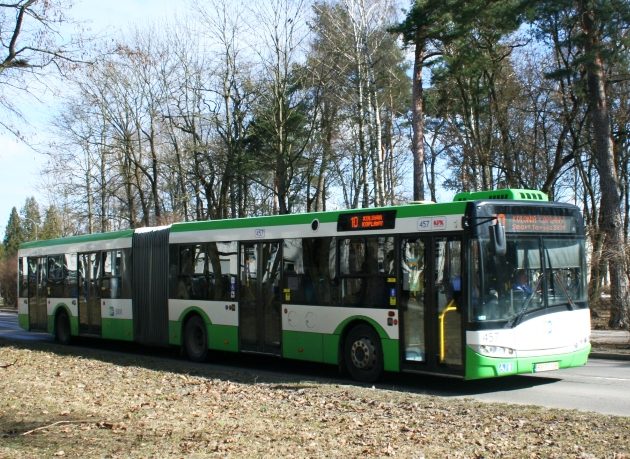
left=18, top=229, right=134, bottom=256
left=453, top=189, right=549, bottom=202
left=17, top=189, right=557, bottom=252
left=168, top=201, right=469, bottom=234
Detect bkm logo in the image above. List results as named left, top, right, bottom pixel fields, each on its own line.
left=432, top=218, right=446, bottom=228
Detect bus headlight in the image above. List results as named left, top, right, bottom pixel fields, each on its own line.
left=470, top=344, right=516, bottom=358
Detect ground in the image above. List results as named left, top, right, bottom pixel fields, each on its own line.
left=1, top=340, right=629, bottom=458
left=590, top=296, right=630, bottom=354
left=591, top=295, right=614, bottom=330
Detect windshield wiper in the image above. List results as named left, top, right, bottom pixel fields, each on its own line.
left=507, top=276, right=543, bottom=328
left=553, top=272, right=576, bottom=310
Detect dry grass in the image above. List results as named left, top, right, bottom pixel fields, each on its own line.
left=1, top=341, right=629, bottom=458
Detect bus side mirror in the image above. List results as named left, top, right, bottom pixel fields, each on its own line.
left=490, top=220, right=506, bottom=256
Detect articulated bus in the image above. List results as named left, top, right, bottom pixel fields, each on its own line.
left=17, top=189, right=590, bottom=382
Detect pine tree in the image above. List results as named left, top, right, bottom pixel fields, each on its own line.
left=3, top=207, right=23, bottom=256
left=20, top=197, right=41, bottom=241
left=577, top=0, right=630, bottom=329
left=41, top=205, right=64, bottom=240
left=391, top=1, right=529, bottom=199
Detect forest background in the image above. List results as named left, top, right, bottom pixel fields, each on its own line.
left=0, top=0, right=628, bottom=328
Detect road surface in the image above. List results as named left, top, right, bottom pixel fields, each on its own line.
left=1, top=311, right=628, bottom=417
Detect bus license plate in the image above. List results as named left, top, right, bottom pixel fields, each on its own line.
left=534, top=361, right=559, bottom=372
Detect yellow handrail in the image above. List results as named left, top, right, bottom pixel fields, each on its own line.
left=439, top=299, right=458, bottom=363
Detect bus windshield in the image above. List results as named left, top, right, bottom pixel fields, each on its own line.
left=470, top=236, right=587, bottom=325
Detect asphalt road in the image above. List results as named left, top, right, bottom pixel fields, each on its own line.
left=1, top=311, right=629, bottom=417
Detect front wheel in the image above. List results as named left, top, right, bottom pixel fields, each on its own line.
left=54, top=310, right=72, bottom=345
left=344, top=324, right=383, bottom=383
left=183, top=315, right=208, bottom=362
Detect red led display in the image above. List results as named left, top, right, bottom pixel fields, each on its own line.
left=501, top=213, right=576, bottom=233
left=337, top=210, right=396, bottom=231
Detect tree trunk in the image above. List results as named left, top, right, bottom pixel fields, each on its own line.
left=412, top=31, right=425, bottom=201
left=581, top=3, right=630, bottom=329
left=99, top=134, right=108, bottom=233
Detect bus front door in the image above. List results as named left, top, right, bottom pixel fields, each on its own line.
left=432, top=237, right=463, bottom=369
left=239, top=242, right=282, bottom=355
left=27, top=257, right=48, bottom=331
left=78, top=252, right=102, bottom=335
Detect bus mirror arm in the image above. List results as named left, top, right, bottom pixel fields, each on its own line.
left=462, top=216, right=499, bottom=229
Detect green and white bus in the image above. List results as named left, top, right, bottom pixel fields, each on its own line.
left=17, top=189, right=591, bottom=382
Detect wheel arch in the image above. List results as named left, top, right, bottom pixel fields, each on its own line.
left=51, top=303, right=74, bottom=336
left=178, top=306, right=213, bottom=336
left=174, top=306, right=215, bottom=347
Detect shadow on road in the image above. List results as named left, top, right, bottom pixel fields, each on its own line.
left=0, top=333, right=558, bottom=399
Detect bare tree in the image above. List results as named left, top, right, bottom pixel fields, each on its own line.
left=0, top=0, right=88, bottom=134
left=247, top=0, right=313, bottom=215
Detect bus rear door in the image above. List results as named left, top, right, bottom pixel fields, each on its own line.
left=78, top=252, right=102, bottom=335
left=27, top=257, right=48, bottom=331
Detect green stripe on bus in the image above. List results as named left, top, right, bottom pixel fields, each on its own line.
left=169, top=320, right=181, bottom=346
left=282, top=330, right=399, bottom=372
left=322, top=334, right=340, bottom=365
left=170, top=202, right=468, bottom=233
left=18, top=313, right=29, bottom=330
left=168, top=320, right=238, bottom=353
left=464, top=345, right=591, bottom=380
left=283, top=330, right=325, bottom=362
left=102, top=318, right=134, bottom=341
left=381, top=339, right=400, bottom=372
left=208, top=324, right=238, bottom=352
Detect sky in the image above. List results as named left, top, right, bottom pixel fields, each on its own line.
left=0, top=0, right=188, bottom=236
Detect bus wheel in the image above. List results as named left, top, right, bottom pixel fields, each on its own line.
left=344, top=324, right=383, bottom=383
left=183, top=315, right=208, bottom=362
left=54, top=310, right=71, bottom=345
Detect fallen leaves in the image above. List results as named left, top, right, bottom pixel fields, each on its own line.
left=0, top=343, right=628, bottom=458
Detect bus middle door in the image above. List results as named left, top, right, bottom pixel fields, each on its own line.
left=239, top=242, right=282, bottom=355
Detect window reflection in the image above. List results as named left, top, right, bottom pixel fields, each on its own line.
left=471, top=237, right=587, bottom=323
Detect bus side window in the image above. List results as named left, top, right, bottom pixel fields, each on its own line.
left=283, top=239, right=304, bottom=304
left=63, top=254, right=78, bottom=298
left=339, top=236, right=393, bottom=308
left=175, top=245, right=195, bottom=300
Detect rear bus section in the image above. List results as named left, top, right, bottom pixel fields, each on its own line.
left=17, top=231, right=135, bottom=343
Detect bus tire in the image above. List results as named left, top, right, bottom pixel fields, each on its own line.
left=183, top=315, right=208, bottom=362
left=54, top=310, right=71, bottom=345
left=343, top=324, right=383, bottom=383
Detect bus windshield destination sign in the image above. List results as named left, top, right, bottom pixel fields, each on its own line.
left=498, top=213, right=576, bottom=233
left=337, top=210, right=396, bottom=231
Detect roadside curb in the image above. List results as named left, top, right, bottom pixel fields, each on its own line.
left=590, top=351, right=630, bottom=361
